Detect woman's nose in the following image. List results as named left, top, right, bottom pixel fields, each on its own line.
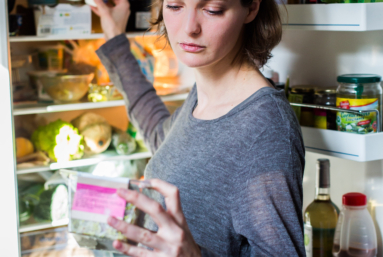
left=183, top=10, right=201, bottom=36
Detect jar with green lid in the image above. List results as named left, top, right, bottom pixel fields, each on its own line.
left=289, top=86, right=315, bottom=127
left=336, top=74, right=382, bottom=134
left=314, top=88, right=337, bottom=130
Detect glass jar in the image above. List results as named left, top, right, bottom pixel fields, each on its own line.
left=289, top=86, right=315, bottom=127
left=88, top=83, right=123, bottom=102
left=336, top=74, right=382, bottom=134
left=314, top=88, right=337, bottom=130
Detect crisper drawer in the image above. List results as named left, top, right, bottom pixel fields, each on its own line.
left=20, top=227, right=113, bottom=257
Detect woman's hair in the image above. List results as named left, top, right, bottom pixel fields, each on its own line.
left=150, top=0, right=282, bottom=68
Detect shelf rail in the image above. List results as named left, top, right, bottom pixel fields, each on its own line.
left=289, top=102, right=381, bottom=133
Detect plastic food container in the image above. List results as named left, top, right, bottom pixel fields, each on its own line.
left=29, top=71, right=94, bottom=103
left=88, top=83, right=123, bottom=102
left=336, top=74, right=382, bottom=134
left=332, top=193, right=377, bottom=257
left=20, top=226, right=101, bottom=257
left=20, top=227, right=68, bottom=254
left=60, top=170, right=149, bottom=252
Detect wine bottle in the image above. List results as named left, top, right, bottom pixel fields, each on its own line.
left=304, top=159, right=339, bottom=257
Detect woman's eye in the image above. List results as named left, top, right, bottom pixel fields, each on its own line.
left=166, top=5, right=181, bottom=11
left=205, top=10, right=223, bottom=15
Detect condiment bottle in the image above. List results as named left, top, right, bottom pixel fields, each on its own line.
left=126, top=0, right=152, bottom=32
left=314, top=88, right=337, bottom=130
left=332, top=193, right=377, bottom=257
left=289, top=85, right=315, bottom=127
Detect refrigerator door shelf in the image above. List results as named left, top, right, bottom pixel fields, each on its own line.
left=280, top=3, right=383, bottom=31
left=302, top=126, right=383, bottom=162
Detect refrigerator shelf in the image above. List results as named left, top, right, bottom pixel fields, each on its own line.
left=13, top=93, right=189, bottom=116
left=280, top=3, right=383, bottom=31
left=302, top=127, right=383, bottom=162
left=19, top=219, right=69, bottom=233
left=9, top=31, right=155, bottom=43
left=17, top=150, right=152, bottom=175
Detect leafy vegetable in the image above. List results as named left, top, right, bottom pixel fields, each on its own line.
left=18, top=184, right=45, bottom=222
left=31, top=119, right=84, bottom=162
left=33, top=185, right=68, bottom=222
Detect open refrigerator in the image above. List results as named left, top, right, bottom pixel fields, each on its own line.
left=2, top=0, right=383, bottom=256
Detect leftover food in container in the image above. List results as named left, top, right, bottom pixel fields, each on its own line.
left=28, top=71, right=94, bottom=103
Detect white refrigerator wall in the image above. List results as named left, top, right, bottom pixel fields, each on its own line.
left=269, top=30, right=383, bottom=86
left=269, top=30, right=383, bottom=255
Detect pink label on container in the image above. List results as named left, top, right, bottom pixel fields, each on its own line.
left=72, top=183, right=126, bottom=219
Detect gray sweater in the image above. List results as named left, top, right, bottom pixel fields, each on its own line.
left=97, top=34, right=306, bottom=257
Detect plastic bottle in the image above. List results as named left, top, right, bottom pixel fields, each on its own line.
left=332, top=193, right=377, bottom=257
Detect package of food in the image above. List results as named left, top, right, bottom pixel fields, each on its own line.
left=60, top=170, right=148, bottom=251
left=34, top=4, right=91, bottom=36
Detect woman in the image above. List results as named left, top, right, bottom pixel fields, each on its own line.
left=92, top=0, right=305, bottom=255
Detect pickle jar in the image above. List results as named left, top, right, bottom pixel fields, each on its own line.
left=314, top=88, right=337, bottom=130
left=289, top=86, right=315, bottom=127
left=336, top=74, right=382, bottom=134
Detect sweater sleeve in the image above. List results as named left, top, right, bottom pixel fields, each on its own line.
left=230, top=125, right=306, bottom=257
left=96, top=34, right=180, bottom=153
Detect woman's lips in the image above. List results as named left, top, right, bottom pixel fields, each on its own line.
left=179, top=43, right=206, bottom=53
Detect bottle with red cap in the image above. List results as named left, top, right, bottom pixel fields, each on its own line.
left=332, top=192, right=377, bottom=257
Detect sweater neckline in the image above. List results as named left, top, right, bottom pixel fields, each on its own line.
left=187, top=85, right=279, bottom=124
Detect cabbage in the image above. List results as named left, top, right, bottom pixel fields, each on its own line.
left=31, top=119, right=84, bottom=162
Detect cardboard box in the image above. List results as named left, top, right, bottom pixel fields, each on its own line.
left=34, top=4, right=91, bottom=36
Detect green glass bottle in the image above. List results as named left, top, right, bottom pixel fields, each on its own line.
left=304, top=159, right=339, bottom=257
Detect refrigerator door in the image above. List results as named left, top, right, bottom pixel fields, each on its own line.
left=0, top=1, right=21, bottom=256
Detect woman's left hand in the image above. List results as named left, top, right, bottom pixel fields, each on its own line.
left=107, top=179, right=202, bottom=257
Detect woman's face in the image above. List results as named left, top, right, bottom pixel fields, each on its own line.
left=163, top=0, right=253, bottom=68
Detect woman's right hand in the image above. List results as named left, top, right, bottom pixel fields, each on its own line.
left=91, top=0, right=131, bottom=41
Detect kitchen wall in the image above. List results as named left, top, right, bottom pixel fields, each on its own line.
left=268, top=29, right=383, bottom=255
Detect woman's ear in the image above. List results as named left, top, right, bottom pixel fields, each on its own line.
left=244, top=0, right=261, bottom=24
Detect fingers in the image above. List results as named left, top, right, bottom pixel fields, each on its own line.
left=94, top=0, right=110, bottom=15
left=117, top=188, right=174, bottom=227
left=113, top=240, right=158, bottom=257
left=108, top=216, right=167, bottom=251
left=90, top=6, right=101, bottom=16
left=112, top=0, right=130, bottom=8
left=149, top=179, right=185, bottom=226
